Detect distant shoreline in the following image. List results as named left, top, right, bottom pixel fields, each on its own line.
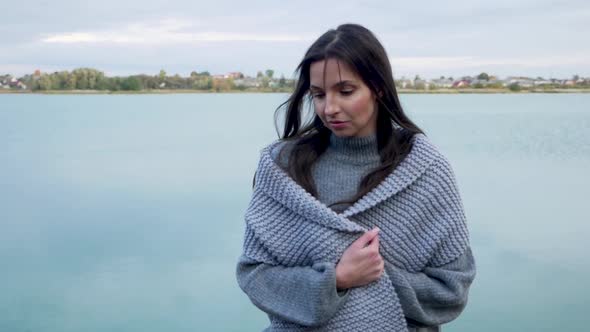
left=1, top=88, right=589, bottom=95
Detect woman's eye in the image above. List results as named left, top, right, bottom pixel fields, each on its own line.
left=341, top=90, right=354, bottom=95
left=312, top=93, right=325, bottom=99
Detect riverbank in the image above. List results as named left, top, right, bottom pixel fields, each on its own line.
left=1, top=88, right=589, bottom=94
left=399, top=88, right=590, bottom=94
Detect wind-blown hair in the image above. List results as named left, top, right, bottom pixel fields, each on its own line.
left=268, top=23, right=424, bottom=208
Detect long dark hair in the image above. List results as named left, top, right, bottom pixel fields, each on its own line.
left=268, top=23, right=424, bottom=208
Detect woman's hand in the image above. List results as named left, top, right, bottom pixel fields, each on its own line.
left=335, top=227, right=384, bottom=290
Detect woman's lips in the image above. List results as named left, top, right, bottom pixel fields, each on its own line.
left=329, top=121, right=349, bottom=129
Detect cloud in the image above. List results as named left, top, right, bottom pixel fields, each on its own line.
left=391, top=55, right=590, bottom=74
left=1, top=0, right=587, bottom=78
left=41, top=19, right=311, bottom=45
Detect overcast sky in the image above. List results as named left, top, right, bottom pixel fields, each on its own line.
left=1, top=0, right=589, bottom=79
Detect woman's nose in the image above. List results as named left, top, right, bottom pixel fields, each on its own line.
left=324, top=93, right=340, bottom=115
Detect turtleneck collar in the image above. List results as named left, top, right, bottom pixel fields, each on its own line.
left=328, top=132, right=380, bottom=164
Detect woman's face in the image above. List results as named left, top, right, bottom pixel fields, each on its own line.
left=310, top=58, right=378, bottom=138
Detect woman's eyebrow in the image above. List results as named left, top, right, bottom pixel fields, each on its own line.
left=335, top=80, right=356, bottom=87
left=310, top=81, right=356, bottom=90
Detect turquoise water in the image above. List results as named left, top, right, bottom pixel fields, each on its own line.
left=0, top=93, right=588, bottom=331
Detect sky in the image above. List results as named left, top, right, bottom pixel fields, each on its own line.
left=1, top=0, right=589, bottom=79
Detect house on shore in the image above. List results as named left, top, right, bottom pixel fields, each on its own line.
left=0, top=76, right=27, bottom=90
left=234, top=77, right=260, bottom=88
left=452, top=80, right=470, bottom=88
left=396, top=78, right=413, bottom=88
left=430, top=78, right=454, bottom=88
left=505, top=77, right=534, bottom=88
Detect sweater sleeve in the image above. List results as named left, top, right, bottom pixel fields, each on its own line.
left=236, top=254, right=350, bottom=327
left=385, top=246, right=476, bottom=327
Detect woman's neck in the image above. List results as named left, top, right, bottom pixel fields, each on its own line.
left=328, top=132, right=380, bottom=164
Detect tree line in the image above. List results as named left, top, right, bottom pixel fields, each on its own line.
left=22, top=68, right=289, bottom=92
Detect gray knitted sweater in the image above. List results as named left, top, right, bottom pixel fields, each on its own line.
left=237, top=133, right=475, bottom=331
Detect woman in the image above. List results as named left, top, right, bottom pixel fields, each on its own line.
left=236, top=23, right=476, bottom=332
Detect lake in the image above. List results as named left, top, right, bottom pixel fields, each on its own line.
left=0, top=93, right=589, bottom=331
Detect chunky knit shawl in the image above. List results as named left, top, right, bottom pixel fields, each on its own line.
left=242, top=134, right=470, bottom=331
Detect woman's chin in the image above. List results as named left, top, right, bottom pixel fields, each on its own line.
left=331, top=131, right=353, bottom=137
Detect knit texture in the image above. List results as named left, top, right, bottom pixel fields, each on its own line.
left=316, top=132, right=381, bottom=209
left=274, top=133, right=382, bottom=213
left=242, top=133, right=470, bottom=331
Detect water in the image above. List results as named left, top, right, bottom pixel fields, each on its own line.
left=0, top=93, right=588, bottom=331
